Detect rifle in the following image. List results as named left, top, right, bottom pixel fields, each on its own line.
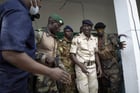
left=55, top=54, right=63, bottom=93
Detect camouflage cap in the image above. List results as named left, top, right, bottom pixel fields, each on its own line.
left=49, top=14, right=64, bottom=25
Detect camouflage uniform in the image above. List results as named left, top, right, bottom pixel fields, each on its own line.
left=58, top=37, right=77, bottom=93
left=35, top=27, right=59, bottom=93
left=98, top=34, right=122, bottom=93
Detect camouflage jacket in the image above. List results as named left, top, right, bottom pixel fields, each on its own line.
left=98, top=33, right=120, bottom=66
left=58, top=37, right=75, bottom=73
left=35, top=27, right=65, bottom=69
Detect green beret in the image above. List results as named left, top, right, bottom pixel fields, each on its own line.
left=50, top=14, right=64, bottom=25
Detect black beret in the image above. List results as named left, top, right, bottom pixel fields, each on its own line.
left=82, top=19, right=93, bottom=26
left=64, top=25, right=73, bottom=32
left=94, top=22, right=106, bottom=29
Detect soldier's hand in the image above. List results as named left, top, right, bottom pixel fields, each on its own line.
left=119, top=41, right=126, bottom=49
left=49, top=67, right=71, bottom=84
left=45, top=55, right=55, bottom=64
left=80, top=63, right=89, bottom=74
left=97, top=66, right=102, bottom=78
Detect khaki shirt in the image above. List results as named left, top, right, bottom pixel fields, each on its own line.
left=70, top=33, right=98, bottom=63
left=35, top=28, right=57, bottom=63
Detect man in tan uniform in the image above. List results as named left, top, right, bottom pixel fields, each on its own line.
left=35, top=14, right=68, bottom=93
left=70, top=20, right=102, bottom=93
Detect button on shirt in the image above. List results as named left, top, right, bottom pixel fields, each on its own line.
left=0, top=0, right=36, bottom=93
left=70, top=33, right=98, bottom=63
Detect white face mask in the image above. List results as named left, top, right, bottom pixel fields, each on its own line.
left=30, top=0, right=39, bottom=15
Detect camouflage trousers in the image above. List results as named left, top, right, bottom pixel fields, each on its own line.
left=99, top=60, right=122, bottom=93
left=60, top=73, right=77, bottom=93
left=36, top=75, right=59, bottom=93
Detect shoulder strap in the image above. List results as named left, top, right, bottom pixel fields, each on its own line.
left=35, top=28, right=45, bottom=45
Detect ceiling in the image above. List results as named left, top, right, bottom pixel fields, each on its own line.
left=43, top=0, right=113, bottom=5
left=0, top=0, right=113, bottom=6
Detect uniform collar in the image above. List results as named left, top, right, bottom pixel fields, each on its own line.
left=45, top=28, right=58, bottom=39
left=81, top=33, right=94, bottom=40
left=63, top=37, right=71, bottom=43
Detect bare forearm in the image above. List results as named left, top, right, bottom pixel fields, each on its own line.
left=95, top=53, right=101, bottom=67
left=70, top=53, right=82, bottom=67
left=2, top=51, right=52, bottom=76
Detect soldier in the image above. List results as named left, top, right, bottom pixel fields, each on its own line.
left=35, top=14, right=69, bottom=93
left=58, top=25, right=77, bottom=93
left=70, top=19, right=102, bottom=93
left=94, top=22, right=123, bottom=93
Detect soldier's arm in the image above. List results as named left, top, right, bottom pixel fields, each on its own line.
left=70, top=37, right=88, bottom=73
left=95, top=37, right=102, bottom=77
left=57, top=42, right=66, bottom=70
left=70, top=53, right=89, bottom=73
left=69, top=37, right=81, bottom=66
left=95, top=52, right=102, bottom=77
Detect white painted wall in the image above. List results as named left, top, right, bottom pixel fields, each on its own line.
left=33, top=1, right=117, bottom=33
left=136, top=0, right=140, bottom=19
left=114, top=0, right=140, bottom=93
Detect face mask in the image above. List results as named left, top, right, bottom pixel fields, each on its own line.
left=30, top=0, right=39, bottom=15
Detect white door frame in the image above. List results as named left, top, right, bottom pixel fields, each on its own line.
left=113, top=0, right=140, bottom=93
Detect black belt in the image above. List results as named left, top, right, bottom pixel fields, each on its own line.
left=84, top=61, right=95, bottom=66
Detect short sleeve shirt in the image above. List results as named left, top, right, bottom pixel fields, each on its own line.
left=70, top=33, right=98, bottom=63
left=0, top=0, right=36, bottom=93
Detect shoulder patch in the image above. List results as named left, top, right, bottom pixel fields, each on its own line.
left=35, top=28, right=45, bottom=32
left=59, top=39, right=63, bottom=42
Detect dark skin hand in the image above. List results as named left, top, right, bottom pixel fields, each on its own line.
left=95, top=53, right=102, bottom=78
left=45, top=54, right=55, bottom=67
left=70, top=53, right=89, bottom=74
left=119, top=41, right=126, bottom=49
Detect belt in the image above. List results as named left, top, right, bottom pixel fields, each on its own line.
left=84, top=60, right=95, bottom=66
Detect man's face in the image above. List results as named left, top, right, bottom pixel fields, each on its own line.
left=48, top=19, right=62, bottom=34
left=82, top=24, right=92, bottom=37
left=64, top=29, right=73, bottom=40
left=97, top=28, right=105, bottom=37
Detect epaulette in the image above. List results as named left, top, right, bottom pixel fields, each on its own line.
left=35, top=28, right=46, bottom=45
left=59, top=39, right=63, bottom=42
left=36, top=27, right=50, bottom=37
left=35, top=28, right=45, bottom=32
